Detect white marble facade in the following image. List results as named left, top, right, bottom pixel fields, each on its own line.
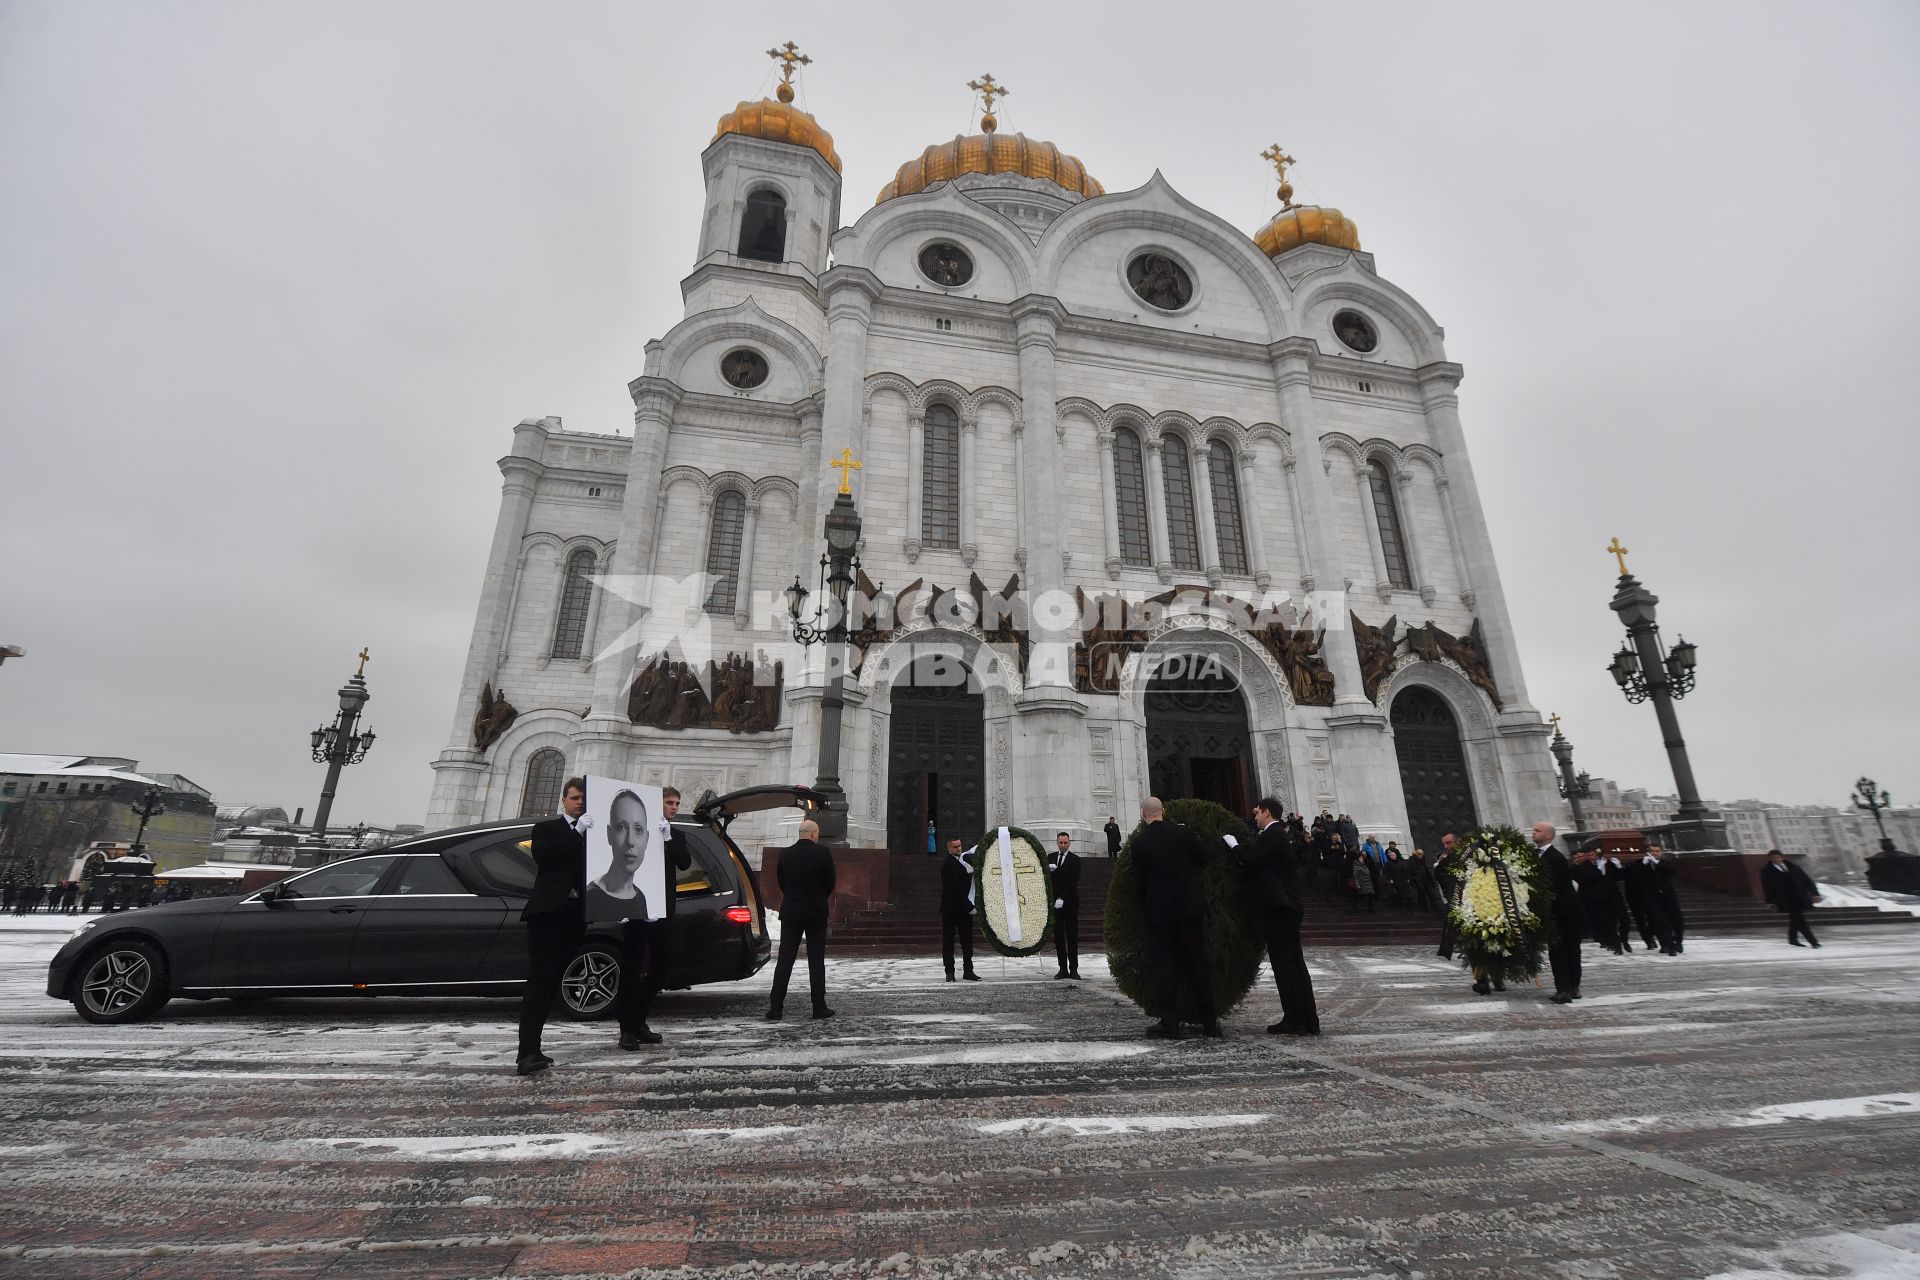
left=427, top=104, right=1561, bottom=853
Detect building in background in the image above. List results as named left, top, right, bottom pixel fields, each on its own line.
left=0, top=754, right=218, bottom=882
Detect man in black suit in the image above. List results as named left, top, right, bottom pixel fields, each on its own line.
left=1238, top=797, right=1318, bottom=1035
left=1049, top=831, right=1083, bottom=980
left=1535, top=821, right=1585, bottom=1004
left=940, top=837, right=981, bottom=982
left=768, top=818, right=836, bottom=1020
left=1577, top=851, right=1632, bottom=954
left=1762, top=848, right=1822, bottom=948
left=1103, top=817, right=1123, bottom=857
left=621, top=786, right=695, bottom=1049
left=1131, top=797, right=1221, bottom=1039
left=1629, top=848, right=1685, bottom=955
left=516, top=777, right=589, bottom=1075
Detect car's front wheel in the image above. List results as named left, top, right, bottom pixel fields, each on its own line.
left=71, top=941, right=170, bottom=1024
left=558, top=942, right=621, bottom=1020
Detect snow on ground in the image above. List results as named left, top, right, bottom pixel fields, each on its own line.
left=1817, top=882, right=1920, bottom=916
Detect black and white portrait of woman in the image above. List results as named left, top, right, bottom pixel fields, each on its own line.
left=582, top=777, right=668, bottom=923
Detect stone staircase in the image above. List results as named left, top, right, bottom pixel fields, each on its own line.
left=814, top=852, right=1916, bottom=955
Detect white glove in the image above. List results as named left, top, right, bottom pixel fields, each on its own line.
left=1054, top=898, right=1064, bottom=910
left=657, top=819, right=672, bottom=842
left=572, top=814, right=594, bottom=832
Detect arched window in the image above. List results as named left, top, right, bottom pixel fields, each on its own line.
left=1161, top=437, right=1201, bottom=573
left=1207, top=440, right=1248, bottom=575
left=1111, top=426, right=1151, bottom=567
left=704, top=489, right=747, bottom=615
left=921, top=403, right=960, bottom=549
left=737, top=189, right=787, bottom=262
left=1368, top=459, right=1414, bottom=590
left=518, top=748, right=566, bottom=818
left=550, top=547, right=596, bottom=659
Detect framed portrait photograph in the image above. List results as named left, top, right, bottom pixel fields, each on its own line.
left=582, top=776, right=667, bottom=923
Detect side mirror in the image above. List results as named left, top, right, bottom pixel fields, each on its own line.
left=261, top=884, right=291, bottom=908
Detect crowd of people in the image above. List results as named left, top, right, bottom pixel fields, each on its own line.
left=2, top=879, right=181, bottom=915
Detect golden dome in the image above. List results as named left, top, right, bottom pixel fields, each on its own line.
left=876, top=132, right=1104, bottom=204
left=712, top=99, right=842, bottom=174
left=1253, top=205, right=1361, bottom=257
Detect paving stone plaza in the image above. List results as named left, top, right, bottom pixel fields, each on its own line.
left=3, top=917, right=1916, bottom=1279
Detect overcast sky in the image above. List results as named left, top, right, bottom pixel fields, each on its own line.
left=2, top=1, right=1915, bottom=828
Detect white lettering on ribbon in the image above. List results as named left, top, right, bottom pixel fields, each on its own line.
left=996, top=826, right=1022, bottom=944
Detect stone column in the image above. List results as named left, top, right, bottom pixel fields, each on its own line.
left=959, top=411, right=980, bottom=566
left=1143, top=437, right=1173, bottom=584
left=1434, top=473, right=1475, bottom=607
left=903, top=409, right=925, bottom=562
left=1395, top=466, right=1437, bottom=606
left=816, top=269, right=883, bottom=529
left=587, top=382, right=681, bottom=723
left=794, top=398, right=824, bottom=581
left=427, top=417, right=550, bottom=830
left=733, top=494, right=760, bottom=628
left=1417, top=362, right=1537, bottom=714
left=1012, top=297, right=1068, bottom=605
left=1353, top=463, right=1393, bottom=601
left=1097, top=429, right=1122, bottom=579
left=1191, top=442, right=1223, bottom=587
left=1237, top=448, right=1271, bottom=591
left=1282, top=457, right=1313, bottom=592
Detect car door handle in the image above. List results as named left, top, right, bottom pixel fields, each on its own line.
left=329, top=906, right=360, bottom=914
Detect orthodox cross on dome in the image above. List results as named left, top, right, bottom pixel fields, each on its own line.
left=355, top=647, right=371, bottom=679
left=968, top=73, right=1010, bottom=133
left=766, top=40, right=812, bottom=104
left=829, top=448, right=863, bottom=495
left=1261, top=143, right=1298, bottom=209
left=1549, top=711, right=1563, bottom=736
left=1607, top=536, right=1630, bottom=577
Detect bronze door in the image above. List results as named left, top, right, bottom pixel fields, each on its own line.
left=1144, top=669, right=1253, bottom=815
left=1392, top=686, right=1478, bottom=854
left=886, top=682, right=985, bottom=854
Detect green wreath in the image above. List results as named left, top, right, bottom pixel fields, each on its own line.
left=967, top=826, right=1054, bottom=957
left=1104, top=799, right=1266, bottom=1022
left=1445, top=825, right=1553, bottom=985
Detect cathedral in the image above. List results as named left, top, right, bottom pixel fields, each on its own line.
left=426, top=49, right=1561, bottom=855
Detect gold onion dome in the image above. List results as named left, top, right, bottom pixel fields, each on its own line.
left=712, top=41, right=842, bottom=173
left=877, top=73, right=1103, bottom=204
left=1251, top=142, right=1359, bottom=256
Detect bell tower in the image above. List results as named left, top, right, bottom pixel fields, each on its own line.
left=697, top=43, right=842, bottom=280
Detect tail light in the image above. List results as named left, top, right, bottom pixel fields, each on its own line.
left=724, top=906, right=753, bottom=924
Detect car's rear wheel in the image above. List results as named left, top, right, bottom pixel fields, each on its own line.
left=558, top=942, right=621, bottom=1020
left=71, top=941, right=170, bottom=1024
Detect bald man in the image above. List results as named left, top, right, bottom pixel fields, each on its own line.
left=767, top=818, right=836, bottom=1021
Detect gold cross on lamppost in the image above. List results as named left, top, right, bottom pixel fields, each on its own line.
left=829, top=448, right=862, bottom=495
left=1261, top=142, right=1298, bottom=209
left=968, top=73, right=1009, bottom=132
left=1549, top=711, right=1563, bottom=735
left=1607, top=536, right=1630, bottom=577
left=767, top=40, right=811, bottom=103
left=355, top=647, right=371, bottom=678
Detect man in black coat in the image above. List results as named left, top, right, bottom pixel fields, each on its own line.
left=622, top=786, right=695, bottom=1049
left=1535, top=822, right=1584, bottom=1004
left=1237, top=797, right=1318, bottom=1035
left=1578, top=852, right=1633, bottom=954
left=1629, top=848, right=1685, bottom=955
left=1049, top=832, right=1083, bottom=980
left=940, top=837, right=981, bottom=982
left=1761, top=849, right=1822, bottom=948
left=1131, top=797, right=1221, bottom=1040
left=1103, top=817, right=1123, bottom=857
left=768, top=819, right=836, bottom=1020
left=516, top=777, right=589, bottom=1075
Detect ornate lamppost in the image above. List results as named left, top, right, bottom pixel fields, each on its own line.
left=1855, top=776, right=1916, bottom=892
left=1549, top=713, right=1592, bottom=835
left=1603, top=538, right=1724, bottom=851
left=308, top=649, right=377, bottom=851
left=128, top=785, right=165, bottom=860
left=1853, top=778, right=1901, bottom=856
left=784, top=451, right=867, bottom=846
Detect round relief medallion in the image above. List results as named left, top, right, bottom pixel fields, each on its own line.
left=720, top=348, right=769, bottom=389
left=918, top=241, right=974, bottom=288
left=1126, top=252, right=1194, bottom=311
left=1332, top=309, right=1379, bottom=353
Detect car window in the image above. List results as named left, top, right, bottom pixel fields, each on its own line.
left=677, top=829, right=736, bottom=896
left=470, top=839, right=536, bottom=896
left=388, top=856, right=468, bottom=896
left=278, top=856, right=398, bottom=899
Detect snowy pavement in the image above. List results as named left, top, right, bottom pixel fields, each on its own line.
left=2, top=921, right=1918, bottom=1278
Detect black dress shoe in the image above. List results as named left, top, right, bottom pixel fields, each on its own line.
left=1052, top=970, right=1070, bottom=980
left=1471, top=979, right=1491, bottom=996
left=515, top=1053, right=551, bottom=1076
left=618, top=1028, right=663, bottom=1049
left=1069, top=970, right=1082, bottom=979
left=1492, top=981, right=1506, bottom=993
left=945, top=973, right=956, bottom=982
left=812, top=1007, right=835, bottom=1020
left=962, top=972, right=982, bottom=981
left=1145, top=1022, right=1184, bottom=1040
left=1201, top=1022, right=1225, bottom=1039
left=1274, top=1023, right=1320, bottom=1036
left=1550, top=991, right=1575, bottom=1004
left=765, top=1008, right=782, bottom=1021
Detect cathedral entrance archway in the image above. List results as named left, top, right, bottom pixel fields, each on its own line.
left=1392, top=685, right=1478, bottom=854
left=885, top=654, right=986, bottom=855
left=1144, top=659, right=1253, bottom=815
